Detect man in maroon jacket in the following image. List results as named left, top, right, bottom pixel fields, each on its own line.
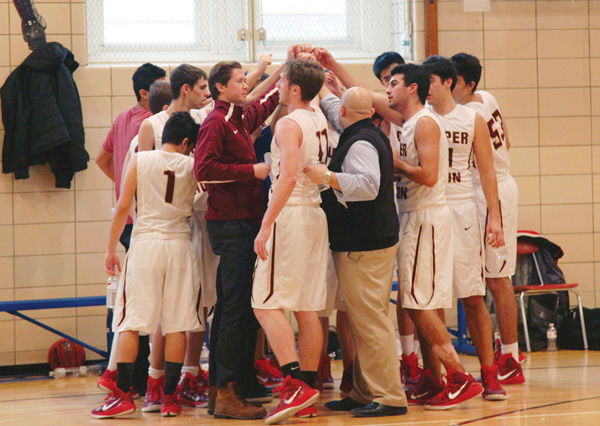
left=194, top=58, right=284, bottom=420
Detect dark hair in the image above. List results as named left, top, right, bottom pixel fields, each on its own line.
left=390, top=63, right=430, bottom=105
left=208, top=61, right=242, bottom=100
left=148, top=81, right=172, bottom=115
left=162, top=112, right=200, bottom=148
left=132, top=63, right=166, bottom=102
left=450, top=53, right=482, bottom=92
left=283, top=59, right=325, bottom=102
left=421, top=55, right=457, bottom=91
left=373, top=52, right=405, bottom=80
left=371, top=111, right=384, bottom=127
left=170, top=64, right=208, bottom=100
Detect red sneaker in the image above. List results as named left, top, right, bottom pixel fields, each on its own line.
left=424, top=367, right=483, bottom=410
left=493, top=339, right=526, bottom=365
left=481, top=364, right=507, bottom=401
left=142, top=376, right=164, bottom=412
left=296, top=404, right=317, bottom=418
left=400, top=352, right=423, bottom=386
left=406, top=370, right=445, bottom=405
left=317, top=355, right=334, bottom=390
left=96, top=368, right=117, bottom=393
left=177, top=372, right=208, bottom=407
left=339, top=363, right=353, bottom=395
left=254, top=357, right=284, bottom=389
left=197, top=368, right=210, bottom=392
left=161, top=393, right=182, bottom=417
left=495, top=352, right=525, bottom=385
left=265, top=376, right=320, bottom=425
left=91, top=386, right=136, bottom=419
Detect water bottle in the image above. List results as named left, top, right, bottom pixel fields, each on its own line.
left=106, top=275, right=119, bottom=309
left=80, top=365, right=104, bottom=376
left=495, top=246, right=509, bottom=261
left=50, top=367, right=81, bottom=379
left=547, top=323, right=557, bottom=351
left=200, top=342, right=209, bottom=364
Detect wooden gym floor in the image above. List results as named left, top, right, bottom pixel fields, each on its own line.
left=1, top=350, right=599, bottom=426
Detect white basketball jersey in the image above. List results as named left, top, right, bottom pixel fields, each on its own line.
left=145, top=109, right=207, bottom=149
left=429, top=104, right=476, bottom=203
left=142, top=109, right=207, bottom=210
left=468, top=90, right=511, bottom=184
left=270, top=108, right=329, bottom=205
left=133, top=150, right=196, bottom=237
left=397, top=108, right=448, bottom=213
left=389, top=122, right=403, bottom=210
left=388, top=122, right=403, bottom=153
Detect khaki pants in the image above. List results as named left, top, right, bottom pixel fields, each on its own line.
left=333, top=243, right=407, bottom=407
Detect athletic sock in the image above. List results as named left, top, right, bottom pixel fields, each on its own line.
left=281, top=361, right=303, bottom=381
left=116, top=362, right=133, bottom=393
left=301, top=371, right=317, bottom=388
left=181, top=365, right=199, bottom=378
left=400, top=335, right=414, bottom=356
left=413, top=339, right=421, bottom=357
left=149, top=366, right=165, bottom=380
left=501, top=341, right=519, bottom=362
left=164, top=362, right=183, bottom=395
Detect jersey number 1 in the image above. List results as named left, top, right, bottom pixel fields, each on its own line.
left=164, top=170, right=175, bottom=203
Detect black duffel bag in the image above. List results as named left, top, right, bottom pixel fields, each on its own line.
left=557, top=307, right=600, bottom=350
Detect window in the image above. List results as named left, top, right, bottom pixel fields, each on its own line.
left=86, top=0, right=412, bottom=64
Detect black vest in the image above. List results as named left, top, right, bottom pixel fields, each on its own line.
left=321, top=118, right=399, bottom=252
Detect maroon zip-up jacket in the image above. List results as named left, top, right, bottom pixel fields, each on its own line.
left=194, top=87, right=280, bottom=221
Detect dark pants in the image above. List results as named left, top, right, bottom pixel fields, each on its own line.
left=207, top=219, right=260, bottom=388
left=119, top=224, right=133, bottom=251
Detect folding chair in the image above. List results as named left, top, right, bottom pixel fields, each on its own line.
left=514, top=232, right=588, bottom=352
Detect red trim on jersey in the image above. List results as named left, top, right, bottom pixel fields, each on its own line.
left=117, top=256, right=129, bottom=327
left=263, top=222, right=277, bottom=304
left=410, top=225, right=423, bottom=304
left=195, top=279, right=203, bottom=325
left=498, top=198, right=507, bottom=274
left=426, top=225, right=436, bottom=305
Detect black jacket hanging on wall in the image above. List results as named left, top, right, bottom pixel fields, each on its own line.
left=1, top=42, right=88, bottom=188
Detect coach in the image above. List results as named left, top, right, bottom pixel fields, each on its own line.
left=305, top=87, right=407, bottom=417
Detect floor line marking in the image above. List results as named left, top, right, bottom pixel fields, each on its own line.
left=451, top=395, right=600, bottom=425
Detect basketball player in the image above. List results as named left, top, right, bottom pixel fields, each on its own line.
left=421, top=55, right=507, bottom=401
left=386, top=63, right=484, bottom=410
left=135, top=64, right=212, bottom=413
left=105, top=82, right=173, bottom=389
left=91, top=112, right=202, bottom=419
left=252, top=59, right=327, bottom=424
left=451, top=53, right=523, bottom=384
left=372, top=51, right=424, bottom=386
left=95, top=63, right=166, bottom=396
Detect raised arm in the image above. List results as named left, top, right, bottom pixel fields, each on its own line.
left=473, top=113, right=504, bottom=248
left=394, top=116, right=440, bottom=187
left=246, top=53, right=272, bottom=92
left=313, top=47, right=404, bottom=126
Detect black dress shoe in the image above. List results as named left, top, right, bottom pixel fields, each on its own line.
left=324, top=396, right=365, bottom=411
left=350, top=402, right=408, bottom=417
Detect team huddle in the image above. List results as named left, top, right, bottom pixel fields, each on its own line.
left=92, top=44, right=522, bottom=423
